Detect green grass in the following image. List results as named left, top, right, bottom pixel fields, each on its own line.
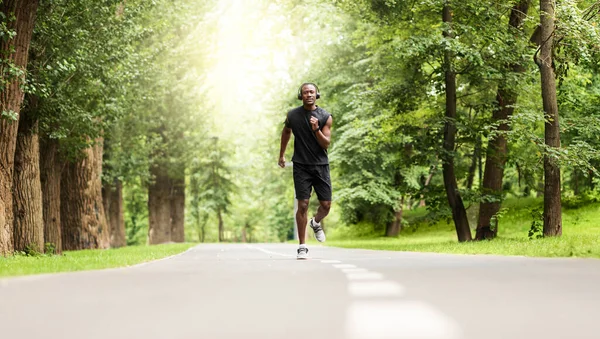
left=0, top=243, right=197, bottom=278
left=326, top=197, right=600, bottom=258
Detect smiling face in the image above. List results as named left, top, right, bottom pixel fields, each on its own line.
left=301, top=84, right=318, bottom=106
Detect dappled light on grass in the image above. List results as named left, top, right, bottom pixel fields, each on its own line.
left=326, top=197, right=600, bottom=258
left=327, top=236, right=600, bottom=258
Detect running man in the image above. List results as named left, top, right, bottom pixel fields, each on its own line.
left=278, top=83, right=333, bottom=260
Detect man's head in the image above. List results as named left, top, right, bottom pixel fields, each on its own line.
left=297, top=83, right=320, bottom=105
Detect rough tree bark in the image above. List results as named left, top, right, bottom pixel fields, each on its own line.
left=61, top=141, right=110, bottom=250
left=0, top=0, right=39, bottom=256
left=442, top=1, right=472, bottom=242
left=13, top=95, right=44, bottom=252
left=170, top=175, right=185, bottom=243
left=40, top=137, right=62, bottom=253
left=476, top=0, right=530, bottom=240
left=537, top=0, right=562, bottom=236
left=148, top=163, right=171, bottom=244
left=103, top=179, right=126, bottom=248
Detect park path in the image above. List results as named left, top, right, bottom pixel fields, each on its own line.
left=1, top=243, right=599, bottom=339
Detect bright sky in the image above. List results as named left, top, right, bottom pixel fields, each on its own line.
left=205, top=0, right=297, bottom=145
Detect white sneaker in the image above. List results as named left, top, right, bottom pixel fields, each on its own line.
left=297, top=247, right=309, bottom=260
left=310, top=218, right=326, bottom=242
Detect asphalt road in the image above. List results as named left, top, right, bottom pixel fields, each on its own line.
left=1, top=243, right=599, bottom=339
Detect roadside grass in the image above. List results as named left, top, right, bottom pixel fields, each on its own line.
left=0, top=243, right=197, bottom=278
left=326, top=197, right=600, bottom=258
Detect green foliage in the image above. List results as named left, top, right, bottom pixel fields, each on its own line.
left=0, top=109, right=18, bottom=121
left=562, top=189, right=600, bottom=209
left=21, top=244, right=43, bottom=257
left=327, top=197, right=600, bottom=258
left=190, top=140, right=235, bottom=215
left=124, top=180, right=148, bottom=246
left=528, top=208, right=544, bottom=240
left=20, top=0, right=600, bottom=245
left=44, top=242, right=57, bottom=255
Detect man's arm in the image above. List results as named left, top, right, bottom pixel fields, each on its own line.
left=314, top=116, right=332, bottom=150
left=279, top=126, right=292, bottom=168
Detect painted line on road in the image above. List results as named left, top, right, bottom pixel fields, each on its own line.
left=333, top=264, right=357, bottom=269
left=348, top=281, right=405, bottom=298
left=246, top=245, right=295, bottom=258
left=341, top=268, right=368, bottom=274
left=346, top=301, right=462, bottom=339
left=346, top=272, right=384, bottom=280
left=117, top=244, right=200, bottom=269
left=323, top=259, right=462, bottom=338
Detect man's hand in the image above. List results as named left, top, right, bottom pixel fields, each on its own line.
left=278, top=156, right=286, bottom=168
left=310, top=116, right=319, bottom=131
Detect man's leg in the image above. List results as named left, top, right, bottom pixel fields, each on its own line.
left=312, top=165, right=332, bottom=225
left=314, top=200, right=331, bottom=224
left=296, top=199, right=310, bottom=244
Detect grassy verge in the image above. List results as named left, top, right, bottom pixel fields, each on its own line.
left=326, top=197, right=600, bottom=258
left=0, top=243, right=197, bottom=278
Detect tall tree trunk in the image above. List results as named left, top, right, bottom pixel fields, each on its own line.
left=13, top=97, right=44, bottom=252
left=103, top=179, right=126, bottom=248
left=217, top=208, right=224, bottom=242
left=476, top=0, right=530, bottom=240
left=0, top=0, right=39, bottom=256
left=61, top=142, right=110, bottom=250
left=170, top=176, right=185, bottom=243
left=442, top=2, right=471, bottom=242
left=40, top=137, right=62, bottom=254
left=148, top=163, right=171, bottom=244
left=537, top=0, right=562, bottom=237
left=385, top=197, right=404, bottom=237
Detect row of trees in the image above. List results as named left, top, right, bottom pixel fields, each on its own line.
left=0, top=0, right=344, bottom=256
left=3, top=0, right=599, bottom=255
left=0, top=0, right=224, bottom=256
left=310, top=0, right=600, bottom=240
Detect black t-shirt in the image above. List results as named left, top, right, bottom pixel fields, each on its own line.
left=284, top=106, right=331, bottom=165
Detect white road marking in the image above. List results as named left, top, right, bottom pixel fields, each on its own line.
left=333, top=264, right=357, bottom=269
left=128, top=245, right=199, bottom=268
left=246, top=245, right=295, bottom=258
left=348, top=281, right=405, bottom=297
left=346, top=301, right=462, bottom=339
left=346, top=272, right=384, bottom=280
left=342, top=268, right=368, bottom=274
left=245, top=244, right=462, bottom=339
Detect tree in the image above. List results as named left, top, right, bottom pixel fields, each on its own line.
left=536, top=0, right=562, bottom=236
left=476, top=0, right=530, bottom=240
left=0, top=0, right=39, bottom=256
left=190, top=138, right=234, bottom=242
left=441, top=1, right=472, bottom=242
left=13, top=94, right=44, bottom=252
left=61, top=141, right=110, bottom=250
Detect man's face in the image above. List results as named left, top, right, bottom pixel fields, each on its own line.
left=301, top=84, right=317, bottom=105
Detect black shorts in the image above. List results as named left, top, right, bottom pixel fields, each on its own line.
left=293, top=163, right=332, bottom=201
